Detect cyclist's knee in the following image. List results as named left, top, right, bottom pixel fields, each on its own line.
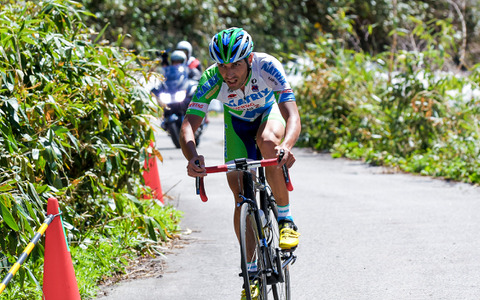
left=257, top=138, right=280, bottom=157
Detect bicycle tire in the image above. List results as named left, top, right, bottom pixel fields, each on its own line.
left=266, top=203, right=291, bottom=300
left=272, top=264, right=290, bottom=300
left=239, top=202, right=268, bottom=300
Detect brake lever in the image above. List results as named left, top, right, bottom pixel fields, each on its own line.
left=195, top=160, right=201, bottom=195
left=195, top=160, right=208, bottom=202
left=278, top=150, right=294, bottom=191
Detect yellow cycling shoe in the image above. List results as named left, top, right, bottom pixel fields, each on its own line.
left=279, top=220, right=300, bottom=250
left=241, top=280, right=259, bottom=300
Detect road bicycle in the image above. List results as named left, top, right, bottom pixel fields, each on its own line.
left=195, top=151, right=297, bottom=300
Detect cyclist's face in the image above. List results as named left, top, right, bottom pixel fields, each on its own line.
left=218, top=58, right=250, bottom=91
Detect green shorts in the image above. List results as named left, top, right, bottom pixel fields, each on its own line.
left=223, top=102, right=286, bottom=163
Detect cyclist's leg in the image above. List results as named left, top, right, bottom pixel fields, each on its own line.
left=256, top=103, right=288, bottom=207
left=256, top=104, right=300, bottom=250
left=224, top=108, right=261, bottom=256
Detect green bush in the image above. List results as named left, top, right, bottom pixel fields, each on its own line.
left=296, top=12, right=480, bottom=183
left=0, top=1, right=179, bottom=298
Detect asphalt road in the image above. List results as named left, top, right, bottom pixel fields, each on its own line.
left=98, top=115, right=480, bottom=300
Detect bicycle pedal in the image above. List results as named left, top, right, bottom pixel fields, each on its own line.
left=281, top=246, right=297, bottom=253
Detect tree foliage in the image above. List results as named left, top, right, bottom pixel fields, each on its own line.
left=0, top=1, right=175, bottom=298
left=80, top=0, right=480, bottom=67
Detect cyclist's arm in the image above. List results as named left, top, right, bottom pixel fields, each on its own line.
left=261, top=54, right=300, bottom=168
left=180, top=114, right=206, bottom=177
left=277, top=100, right=301, bottom=168
left=181, top=65, right=222, bottom=177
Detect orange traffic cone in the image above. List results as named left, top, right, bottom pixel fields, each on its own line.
left=43, top=197, right=80, bottom=300
left=143, top=141, right=164, bottom=203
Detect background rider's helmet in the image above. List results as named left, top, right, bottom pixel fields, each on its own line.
left=209, top=27, right=254, bottom=64
left=170, top=50, right=187, bottom=64
left=176, top=41, right=193, bottom=59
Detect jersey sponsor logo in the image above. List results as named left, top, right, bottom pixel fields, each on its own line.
left=252, top=85, right=259, bottom=92
left=188, top=102, right=207, bottom=110
left=227, top=88, right=270, bottom=107
left=236, top=102, right=260, bottom=111
left=196, top=74, right=220, bottom=98
left=261, top=62, right=287, bottom=85
left=205, top=84, right=220, bottom=100
left=228, top=93, right=237, bottom=98
left=267, top=76, right=278, bottom=85
left=250, top=93, right=260, bottom=101
left=277, top=89, right=293, bottom=94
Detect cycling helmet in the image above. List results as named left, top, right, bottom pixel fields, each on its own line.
left=176, top=41, right=193, bottom=58
left=209, top=27, right=254, bottom=64
left=170, top=50, right=187, bottom=64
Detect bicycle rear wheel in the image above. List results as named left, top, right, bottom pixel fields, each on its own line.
left=239, top=202, right=267, bottom=300
left=271, top=262, right=290, bottom=300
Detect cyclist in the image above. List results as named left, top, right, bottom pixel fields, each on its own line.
left=180, top=27, right=300, bottom=297
left=170, top=50, right=201, bottom=80
left=176, top=40, right=203, bottom=73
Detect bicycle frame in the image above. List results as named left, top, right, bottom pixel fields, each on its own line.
left=244, top=167, right=285, bottom=285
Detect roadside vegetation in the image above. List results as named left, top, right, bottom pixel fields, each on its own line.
left=0, top=1, right=180, bottom=299
left=80, top=0, right=480, bottom=68
left=295, top=9, right=480, bottom=184
left=1, top=0, right=479, bottom=299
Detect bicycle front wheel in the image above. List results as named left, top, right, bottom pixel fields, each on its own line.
left=239, top=203, right=267, bottom=300
left=267, top=205, right=291, bottom=300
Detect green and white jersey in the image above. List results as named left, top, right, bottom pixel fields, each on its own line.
left=186, top=52, right=295, bottom=122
